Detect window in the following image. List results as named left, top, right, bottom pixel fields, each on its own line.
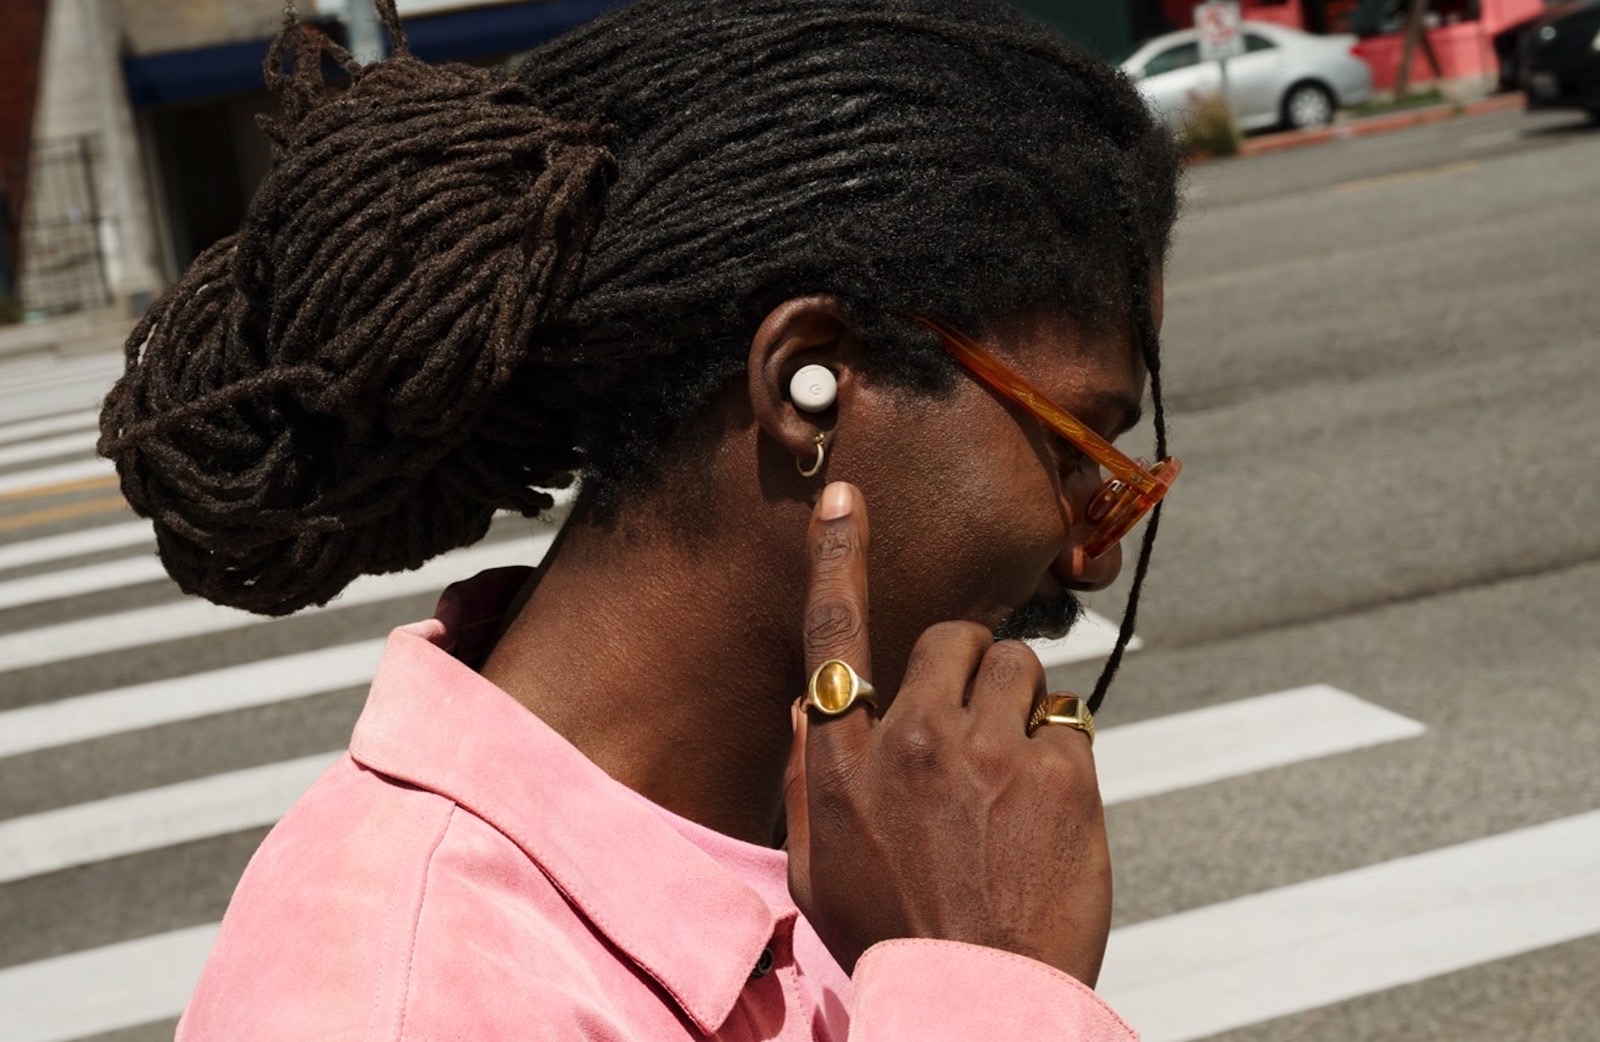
left=1245, top=32, right=1278, bottom=52
left=1143, top=42, right=1201, bottom=77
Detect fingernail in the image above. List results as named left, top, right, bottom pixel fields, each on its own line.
left=819, top=482, right=852, bottom=521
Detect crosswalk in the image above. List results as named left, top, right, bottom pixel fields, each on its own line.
left=1, top=352, right=1595, bottom=1042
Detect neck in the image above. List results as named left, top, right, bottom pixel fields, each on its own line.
left=480, top=497, right=806, bottom=846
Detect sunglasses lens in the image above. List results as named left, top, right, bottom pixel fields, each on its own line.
left=1084, top=487, right=1146, bottom=557
left=1085, top=480, right=1128, bottom=525
left=1082, top=459, right=1176, bottom=559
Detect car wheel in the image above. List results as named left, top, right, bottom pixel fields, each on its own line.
left=1283, top=82, right=1336, bottom=130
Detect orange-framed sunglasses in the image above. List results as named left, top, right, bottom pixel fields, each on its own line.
left=911, top=315, right=1181, bottom=560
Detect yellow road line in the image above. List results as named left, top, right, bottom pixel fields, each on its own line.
left=1334, top=160, right=1479, bottom=194
left=0, top=495, right=128, bottom=534
left=0, top=474, right=121, bottom=504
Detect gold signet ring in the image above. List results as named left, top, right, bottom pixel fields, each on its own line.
left=805, top=659, right=879, bottom=716
left=1026, top=693, right=1095, bottom=744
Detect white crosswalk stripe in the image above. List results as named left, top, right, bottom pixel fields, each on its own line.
left=0, top=693, right=1437, bottom=1041
left=0, top=430, right=101, bottom=470
left=0, top=686, right=1425, bottom=887
left=0, top=754, right=341, bottom=884
left=0, top=532, right=554, bottom=673
left=0, top=364, right=1593, bottom=1042
left=0, top=640, right=385, bottom=759
left=1093, top=685, right=1424, bottom=804
left=0, top=457, right=112, bottom=497
left=0, top=364, right=120, bottom=426
left=0, top=519, right=151, bottom=572
left=0, top=926, right=219, bottom=1042
left=0, top=358, right=122, bottom=400
left=0, top=353, right=122, bottom=386
left=0, top=554, right=166, bottom=612
left=0, top=410, right=100, bottom=450
left=1100, top=811, right=1600, bottom=1042
left=0, top=532, right=1126, bottom=676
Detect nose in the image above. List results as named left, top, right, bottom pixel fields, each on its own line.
left=1062, top=538, right=1122, bottom=592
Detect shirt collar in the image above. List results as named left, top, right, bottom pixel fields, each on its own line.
left=348, top=569, right=780, bottom=1035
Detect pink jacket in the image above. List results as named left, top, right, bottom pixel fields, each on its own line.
left=178, top=573, right=1138, bottom=1041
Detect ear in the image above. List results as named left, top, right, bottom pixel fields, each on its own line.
left=745, top=297, right=862, bottom=464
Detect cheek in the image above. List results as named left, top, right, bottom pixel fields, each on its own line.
left=863, top=402, right=1063, bottom=623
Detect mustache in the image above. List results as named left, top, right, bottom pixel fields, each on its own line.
left=993, top=588, right=1084, bottom=642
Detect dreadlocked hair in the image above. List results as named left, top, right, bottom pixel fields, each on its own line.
left=101, top=0, right=1181, bottom=637
left=100, top=2, right=614, bottom=615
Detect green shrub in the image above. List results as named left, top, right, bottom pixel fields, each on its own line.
left=1179, top=92, right=1241, bottom=158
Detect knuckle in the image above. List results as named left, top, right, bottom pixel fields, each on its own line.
left=803, top=597, right=865, bottom=652
left=943, top=619, right=996, bottom=645
left=882, top=718, right=944, bottom=773
left=1038, top=745, right=1100, bottom=798
left=809, top=755, right=865, bottom=806
left=901, top=621, right=992, bottom=695
left=809, top=760, right=872, bottom=834
left=986, top=639, right=1044, bottom=679
left=917, top=620, right=992, bottom=657
left=974, top=640, right=1044, bottom=700
left=812, top=523, right=862, bottom=565
left=964, top=727, right=1010, bottom=772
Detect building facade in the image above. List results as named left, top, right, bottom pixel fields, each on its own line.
left=11, top=0, right=628, bottom=318
left=0, top=0, right=49, bottom=311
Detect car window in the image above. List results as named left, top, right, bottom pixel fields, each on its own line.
left=1111, top=42, right=1144, bottom=65
left=1245, top=32, right=1277, bottom=52
left=1144, top=42, right=1201, bottom=77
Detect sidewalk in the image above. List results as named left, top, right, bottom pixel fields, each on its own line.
left=0, top=307, right=130, bottom=367
left=1239, top=91, right=1527, bottom=157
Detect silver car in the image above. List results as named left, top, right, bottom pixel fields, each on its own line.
left=1119, top=22, right=1375, bottom=133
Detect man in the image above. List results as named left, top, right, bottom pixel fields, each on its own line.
left=100, top=0, right=1182, bottom=1036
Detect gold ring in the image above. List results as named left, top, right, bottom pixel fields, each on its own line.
left=1026, top=693, right=1094, bottom=744
left=805, top=659, right=878, bottom=716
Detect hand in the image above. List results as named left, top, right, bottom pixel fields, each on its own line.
left=783, top=482, right=1112, bottom=985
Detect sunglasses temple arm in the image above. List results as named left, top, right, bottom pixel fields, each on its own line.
left=997, top=381, right=1155, bottom=489
left=935, top=330, right=1159, bottom=493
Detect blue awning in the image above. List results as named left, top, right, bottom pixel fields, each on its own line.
left=124, top=0, right=627, bottom=107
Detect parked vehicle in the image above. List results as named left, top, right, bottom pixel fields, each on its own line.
left=1495, top=2, right=1575, bottom=94
left=1520, top=0, right=1600, bottom=119
left=1120, top=22, right=1375, bottom=132
left=1495, top=17, right=1538, bottom=93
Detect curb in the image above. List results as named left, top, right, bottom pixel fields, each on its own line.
left=1225, top=91, right=1527, bottom=159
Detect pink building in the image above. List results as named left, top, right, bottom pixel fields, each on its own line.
left=1161, top=0, right=1549, bottom=90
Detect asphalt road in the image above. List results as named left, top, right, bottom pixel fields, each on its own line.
left=1, top=105, right=1597, bottom=1042
left=1056, top=106, right=1600, bottom=1041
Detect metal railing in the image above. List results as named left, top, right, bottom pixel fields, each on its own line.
left=18, top=135, right=113, bottom=317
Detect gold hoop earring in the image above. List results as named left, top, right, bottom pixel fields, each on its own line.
left=796, top=432, right=826, bottom=477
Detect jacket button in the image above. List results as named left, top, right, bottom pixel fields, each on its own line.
left=750, top=947, right=775, bottom=979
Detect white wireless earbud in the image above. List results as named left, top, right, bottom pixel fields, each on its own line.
left=789, top=364, right=838, bottom=413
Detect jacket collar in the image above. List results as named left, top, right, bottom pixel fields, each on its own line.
left=348, top=574, right=779, bottom=1035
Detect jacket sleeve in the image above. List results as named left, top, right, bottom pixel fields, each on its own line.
left=847, top=939, right=1139, bottom=1041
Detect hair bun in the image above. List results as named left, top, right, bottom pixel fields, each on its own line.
left=98, top=7, right=615, bottom=615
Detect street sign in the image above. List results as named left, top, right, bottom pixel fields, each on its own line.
left=1195, top=1, right=1245, bottom=62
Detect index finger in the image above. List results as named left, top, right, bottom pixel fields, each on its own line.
left=803, top=481, right=873, bottom=709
